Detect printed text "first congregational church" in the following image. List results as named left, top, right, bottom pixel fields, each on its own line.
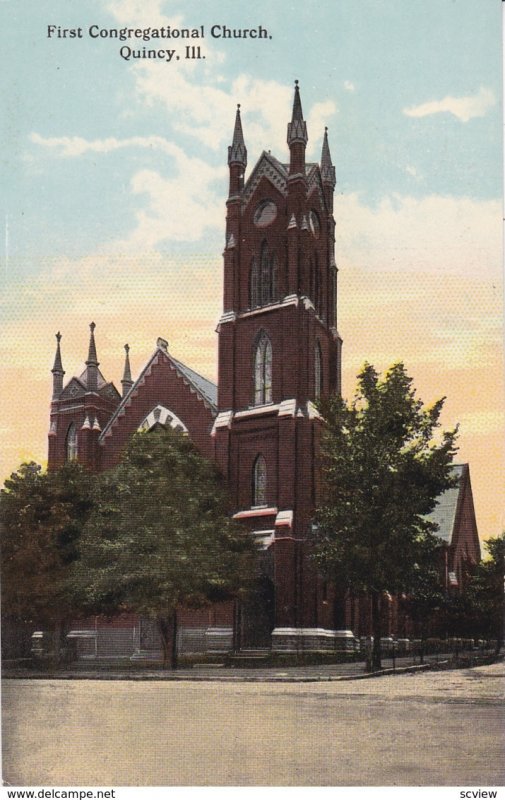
left=47, top=25, right=272, bottom=41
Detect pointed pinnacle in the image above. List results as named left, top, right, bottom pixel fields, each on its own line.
left=287, top=80, right=308, bottom=146
left=52, top=332, right=64, bottom=374
left=86, top=321, right=99, bottom=366
left=228, top=103, right=247, bottom=167
left=321, top=127, right=336, bottom=186
left=122, top=343, right=132, bottom=384
left=292, top=79, right=304, bottom=121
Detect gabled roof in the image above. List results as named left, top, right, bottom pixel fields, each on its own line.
left=59, top=369, right=120, bottom=402
left=242, top=151, right=288, bottom=204
left=169, top=356, right=217, bottom=407
left=242, top=151, right=324, bottom=209
left=428, top=464, right=466, bottom=544
left=99, top=340, right=217, bottom=441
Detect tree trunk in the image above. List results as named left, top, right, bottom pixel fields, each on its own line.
left=171, top=609, right=178, bottom=670
left=370, top=591, right=382, bottom=672
left=158, top=611, right=178, bottom=670
left=51, top=619, right=65, bottom=665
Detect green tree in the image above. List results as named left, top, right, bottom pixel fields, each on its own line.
left=445, top=534, right=504, bottom=652
left=0, top=461, right=95, bottom=660
left=313, top=363, right=458, bottom=671
left=75, top=427, right=257, bottom=668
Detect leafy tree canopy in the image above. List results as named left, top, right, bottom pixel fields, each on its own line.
left=445, top=533, right=504, bottom=650
left=313, top=363, right=459, bottom=669
left=74, top=427, right=257, bottom=662
left=0, top=461, right=95, bottom=628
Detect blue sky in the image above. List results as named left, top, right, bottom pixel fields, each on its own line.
left=1, top=0, right=501, bottom=275
left=0, top=0, right=503, bottom=537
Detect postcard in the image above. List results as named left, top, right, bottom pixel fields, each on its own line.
left=1, top=0, right=503, bottom=793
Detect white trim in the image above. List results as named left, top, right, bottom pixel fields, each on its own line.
left=238, top=301, right=285, bottom=319
left=278, top=399, right=297, bottom=417
left=235, top=403, right=279, bottom=419
left=272, top=628, right=355, bottom=639
left=306, top=401, right=322, bottom=420
left=138, top=405, right=188, bottom=434
left=233, top=506, right=278, bottom=520
left=251, top=529, right=275, bottom=549
left=211, top=410, right=234, bottom=435
left=281, top=293, right=299, bottom=306
left=275, top=510, right=293, bottom=528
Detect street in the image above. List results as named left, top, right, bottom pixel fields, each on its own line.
left=2, top=662, right=504, bottom=786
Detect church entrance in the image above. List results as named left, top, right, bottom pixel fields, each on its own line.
left=239, top=575, right=275, bottom=650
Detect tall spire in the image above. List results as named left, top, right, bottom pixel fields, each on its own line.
left=85, top=322, right=99, bottom=392
left=227, top=104, right=247, bottom=199
left=121, top=344, right=133, bottom=397
left=228, top=104, right=247, bottom=168
left=86, top=321, right=98, bottom=367
left=51, top=332, right=65, bottom=399
left=321, top=127, right=336, bottom=186
left=287, top=80, right=308, bottom=147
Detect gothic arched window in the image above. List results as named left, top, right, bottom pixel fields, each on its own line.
left=314, top=341, right=322, bottom=400
left=250, top=242, right=278, bottom=308
left=254, top=332, right=273, bottom=405
left=252, top=455, right=267, bottom=507
left=66, top=423, right=78, bottom=462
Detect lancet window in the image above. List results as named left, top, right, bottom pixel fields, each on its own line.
left=252, top=455, right=267, bottom=507
left=250, top=241, right=278, bottom=308
left=253, top=332, right=273, bottom=405
left=66, top=423, right=78, bottom=462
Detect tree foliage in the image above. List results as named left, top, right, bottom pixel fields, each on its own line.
left=313, top=362, right=459, bottom=669
left=445, top=534, right=504, bottom=651
left=74, top=427, right=257, bottom=666
left=0, top=461, right=95, bottom=651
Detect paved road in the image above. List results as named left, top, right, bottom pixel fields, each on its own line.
left=2, top=662, right=504, bottom=786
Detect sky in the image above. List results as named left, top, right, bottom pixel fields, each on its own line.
left=1, top=0, right=503, bottom=541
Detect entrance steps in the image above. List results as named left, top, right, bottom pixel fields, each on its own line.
left=227, top=649, right=271, bottom=667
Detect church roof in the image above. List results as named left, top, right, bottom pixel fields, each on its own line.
left=78, top=366, right=108, bottom=389
left=242, top=151, right=321, bottom=205
left=428, top=464, right=465, bottom=544
left=99, top=340, right=217, bottom=441
left=170, top=357, right=218, bottom=407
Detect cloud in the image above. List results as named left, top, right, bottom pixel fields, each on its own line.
left=115, top=162, right=225, bottom=248
left=106, top=0, right=179, bottom=27
left=457, top=410, right=505, bottom=438
left=405, top=164, right=421, bottom=180
left=403, top=87, right=496, bottom=123
left=29, top=133, right=226, bottom=248
left=30, top=133, right=185, bottom=158
left=335, top=193, right=501, bottom=280
left=343, top=81, right=355, bottom=93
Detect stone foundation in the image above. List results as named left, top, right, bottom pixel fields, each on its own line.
left=271, top=627, right=356, bottom=653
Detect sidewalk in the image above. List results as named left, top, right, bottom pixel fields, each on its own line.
left=3, top=652, right=483, bottom=682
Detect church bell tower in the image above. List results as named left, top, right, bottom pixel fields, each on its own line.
left=213, top=83, right=345, bottom=651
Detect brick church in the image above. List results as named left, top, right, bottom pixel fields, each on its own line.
left=47, top=84, right=481, bottom=660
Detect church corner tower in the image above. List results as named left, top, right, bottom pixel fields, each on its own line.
left=48, top=323, right=121, bottom=471
left=214, top=82, right=349, bottom=652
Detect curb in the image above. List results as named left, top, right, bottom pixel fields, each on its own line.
left=0, top=662, right=438, bottom=683
left=3, top=656, right=499, bottom=683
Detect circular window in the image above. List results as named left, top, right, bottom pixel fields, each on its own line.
left=254, top=200, right=277, bottom=228
left=309, top=210, right=320, bottom=238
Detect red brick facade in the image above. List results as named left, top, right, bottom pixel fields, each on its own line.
left=47, top=85, right=480, bottom=657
